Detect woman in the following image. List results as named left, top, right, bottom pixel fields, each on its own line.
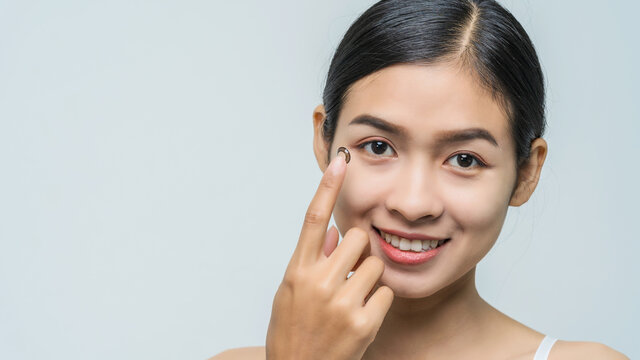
left=214, top=0, right=628, bottom=358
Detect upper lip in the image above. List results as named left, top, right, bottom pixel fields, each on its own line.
left=376, top=226, right=446, bottom=241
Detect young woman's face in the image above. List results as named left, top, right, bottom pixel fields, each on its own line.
left=325, top=63, right=519, bottom=299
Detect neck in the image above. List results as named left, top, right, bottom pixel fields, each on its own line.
left=364, top=267, right=494, bottom=359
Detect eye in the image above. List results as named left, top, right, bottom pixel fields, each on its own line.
left=446, top=153, right=486, bottom=169
left=358, top=140, right=396, bottom=158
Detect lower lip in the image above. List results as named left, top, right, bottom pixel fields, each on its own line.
left=376, top=229, right=447, bottom=265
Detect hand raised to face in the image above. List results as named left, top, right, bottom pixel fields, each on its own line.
left=265, top=149, right=393, bottom=360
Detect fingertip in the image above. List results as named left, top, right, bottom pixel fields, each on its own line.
left=365, top=285, right=395, bottom=318
left=329, top=152, right=347, bottom=176
left=380, top=285, right=394, bottom=296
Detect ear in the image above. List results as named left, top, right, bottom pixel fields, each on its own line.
left=509, top=138, right=548, bottom=206
left=312, top=104, right=331, bottom=172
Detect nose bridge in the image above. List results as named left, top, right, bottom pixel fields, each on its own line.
left=386, top=157, right=444, bottom=222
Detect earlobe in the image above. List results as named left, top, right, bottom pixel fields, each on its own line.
left=312, top=104, right=330, bottom=172
left=509, top=138, right=548, bottom=207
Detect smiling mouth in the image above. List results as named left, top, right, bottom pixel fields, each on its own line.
left=373, top=226, right=451, bottom=253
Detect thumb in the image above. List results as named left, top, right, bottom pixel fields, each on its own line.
left=323, top=225, right=339, bottom=257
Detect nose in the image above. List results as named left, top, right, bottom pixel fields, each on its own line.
left=384, top=161, right=445, bottom=223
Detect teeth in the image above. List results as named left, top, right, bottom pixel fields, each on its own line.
left=380, top=229, right=447, bottom=253
left=410, top=239, right=422, bottom=252
left=391, top=236, right=400, bottom=247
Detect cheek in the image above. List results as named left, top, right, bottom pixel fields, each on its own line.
left=441, top=171, right=514, bottom=231
left=333, top=163, right=391, bottom=231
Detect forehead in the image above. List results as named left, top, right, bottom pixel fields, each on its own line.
left=338, top=63, right=512, bottom=146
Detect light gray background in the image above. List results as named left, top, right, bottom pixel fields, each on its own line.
left=1, top=0, right=638, bottom=359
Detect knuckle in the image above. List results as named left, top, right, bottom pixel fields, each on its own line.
left=350, top=314, right=374, bottom=338
left=331, top=296, right=351, bottom=314
left=283, top=269, right=337, bottom=300
left=318, top=173, right=339, bottom=192
left=303, top=209, right=326, bottom=226
left=313, top=279, right=334, bottom=299
left=281, top=270, right=301, bottom=288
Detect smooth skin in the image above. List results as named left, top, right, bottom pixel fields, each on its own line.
left=212, top=63, right=628, bottom=359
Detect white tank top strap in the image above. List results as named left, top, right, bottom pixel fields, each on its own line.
left=533, top=335, right=558, bottom=360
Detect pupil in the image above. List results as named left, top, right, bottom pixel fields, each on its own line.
left=372, top=141, right=387, bottom=154
left=457, top=154, right=473, bottom=167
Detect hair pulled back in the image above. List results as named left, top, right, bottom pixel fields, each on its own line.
left=322, top=0, right=545, bottom=167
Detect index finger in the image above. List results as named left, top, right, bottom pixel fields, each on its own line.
left=295, top=151, right=347, bottom=263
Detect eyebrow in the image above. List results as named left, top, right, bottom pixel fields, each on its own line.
left=349, top=114, right=408, bottom=137
left=348, top=114, right=499, bottom=148
left=434, top=128, right=499, bottom=148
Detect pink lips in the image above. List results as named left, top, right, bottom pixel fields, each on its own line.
left=375, top=227, right=448, bottom=265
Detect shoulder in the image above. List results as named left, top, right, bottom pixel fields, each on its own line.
left=209, top=346, right=265, bottom=360
left=550, top=340, right=629, bottom=360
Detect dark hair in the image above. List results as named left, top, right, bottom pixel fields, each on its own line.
left=322, top=0, right=545, bottom=168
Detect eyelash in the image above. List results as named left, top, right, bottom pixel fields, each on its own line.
left=357, top=139, right=487, bottom=170
left=446, top=152, right=487, bottom=170
left=357, top=140, right=396, bottom=157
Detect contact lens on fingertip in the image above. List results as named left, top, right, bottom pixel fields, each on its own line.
left=337, top=146, right=350, bottom=164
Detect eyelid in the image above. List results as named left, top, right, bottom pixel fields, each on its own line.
left=356, top=138, right=397, bottom=158
left=354, top=139, right=488, bottom=170
left=450, top=151, right=487, bottom=164
left=446, top=151, right=488, bottom=170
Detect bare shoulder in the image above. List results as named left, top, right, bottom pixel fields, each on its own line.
left=550, top=340, right=629, bottom=360
left=209, top=346, right=266, bottom=360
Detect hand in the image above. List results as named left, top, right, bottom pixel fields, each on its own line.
left=265, top=152, right=394, bottom=360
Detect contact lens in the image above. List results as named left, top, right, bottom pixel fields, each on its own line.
left=337, top=146, right=350, bottom=164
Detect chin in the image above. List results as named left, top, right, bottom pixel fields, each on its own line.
left=377, top=267, right=446, bottom=299
left=366, top=229, right=452, bottom=299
